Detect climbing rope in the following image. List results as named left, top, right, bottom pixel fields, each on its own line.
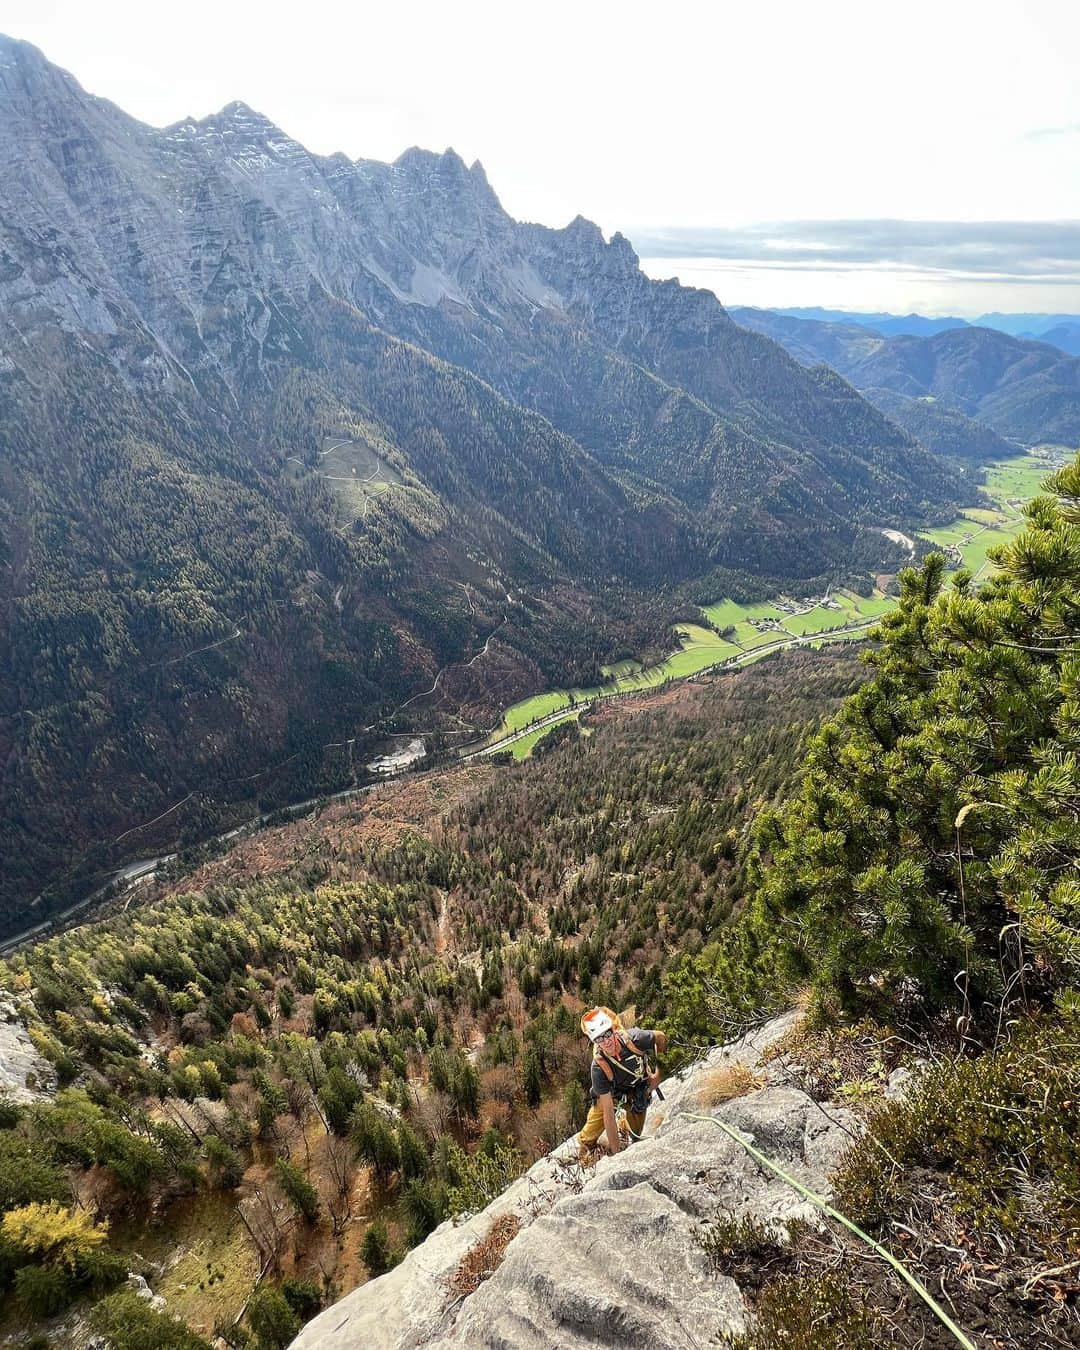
left=681, top=1112, right=976, bottom=1350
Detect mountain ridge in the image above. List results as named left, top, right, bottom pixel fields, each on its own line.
left=0, top=32, right=965, bottom=921
left=732, top=305, right=1080, bottom=448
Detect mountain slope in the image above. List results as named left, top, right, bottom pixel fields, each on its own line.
left=1030, top=320, right=1080, bottom=356
left=733, top=307, right=1080, bottom=447
left=0, top=34, right=965, bottom=921
left=772, top=306, right=972, bottom=338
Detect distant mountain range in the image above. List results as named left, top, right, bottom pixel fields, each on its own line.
left=772, top=307, right=1080, bottom=355
left=0, top=34, right=970, bottom=923
left=733, top=308, right=1080, bottom=452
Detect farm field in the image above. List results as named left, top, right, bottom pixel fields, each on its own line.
left=485, top=624, right=740, bottom=744
left=985, top=457, right=1054, bottom=504
left=479, top=452, right=1062, bottom=758
left=915, top=451, right=1054, bottom=580
left=703, top=598, right=787, bottom=628
left=510, top=712, right=580, bottom=759
left=781, top=605, right=853, bottom=637
left=834, top=593, right=895, bottom=620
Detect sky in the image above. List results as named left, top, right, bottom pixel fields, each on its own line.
left=5, top=0, right=1079, bottom=315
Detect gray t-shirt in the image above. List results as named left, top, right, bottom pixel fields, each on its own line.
left=590, top=1028, right=657, bottom=1100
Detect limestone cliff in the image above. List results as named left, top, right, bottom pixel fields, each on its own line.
left=291, top=1012, right=857, bottom=1349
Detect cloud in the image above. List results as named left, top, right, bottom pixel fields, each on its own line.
left=1024, top=123, right=1080, bottom=142
left=629, top=220, right=1080, bottom=284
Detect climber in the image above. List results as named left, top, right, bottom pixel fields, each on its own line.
left=577, top=1006, right=667, bottom=1161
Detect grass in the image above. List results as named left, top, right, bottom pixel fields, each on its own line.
left=781, top=606, right=851, bottom=637
left=835, top=593, right=894, bottom=620
left=703, top=598, right=787, bottom=628
left=484, top=453, right=1054, bottom=759
left=499, top=690, right=579, bottom=734
left=510, top=712, right=579, bottom=759
left=729, top=622, right=784, bottom=650
left=485, top=625, right=740, bottom=745
left=694, top=1062, right=764, bottom=1108
left=983, top=457, right=1053, bottom=504
left=288, top=436, right=405, bottom=524
left=115, top=1189, right=259, bottom=1337
left=918, top=452, right=1055, bottom=580
left=445, top=1214, right=522, bottom=1298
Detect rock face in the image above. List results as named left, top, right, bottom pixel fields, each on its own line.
left=0, top=32, right=955, bottom=537
left=0, top=997, right=54, bottom=1101
left=290, top=1013, right=857, bottom=1349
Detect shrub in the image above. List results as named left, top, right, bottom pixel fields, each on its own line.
left=246, top=1285, right=300, bottom=1349
left=204, top=1136, right=244, bottom=1190
left=725, top=1269, right=880, bottom=1349
left=90, top=1291, right=213, bottom=1349
left=833, top=1009, right=1080, bottom=1255
left=280, top=1276, right=321, bottom=1320
left=14, top=1262, right=71, bottom=1318
left=360, top=1219, right=395, bottom=1276
left=444, top=1137, right=523, bottom=1219
left=445, top=1214, right=521, bottom=1298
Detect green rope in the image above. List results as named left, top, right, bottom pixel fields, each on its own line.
left=681, top=1112, right=976, bottom=1350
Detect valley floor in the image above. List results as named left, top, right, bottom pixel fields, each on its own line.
left=473, top=449, right=1065, bottom=760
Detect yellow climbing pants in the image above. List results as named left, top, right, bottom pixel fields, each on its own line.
left=578, top=1100, right=646, bottom=1149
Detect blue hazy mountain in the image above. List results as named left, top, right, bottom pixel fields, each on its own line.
left=772, top=308, right=971, bottom=338
left=771, top=308, right=1080, bottom=357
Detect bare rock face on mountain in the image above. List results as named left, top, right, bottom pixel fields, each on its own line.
left=290, top=1013, right=857, bottom=1350
left=0, top=997, right=54, bottom=1101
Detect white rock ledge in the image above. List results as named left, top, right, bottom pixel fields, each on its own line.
left=290, top=1011, right=857, bottom=1349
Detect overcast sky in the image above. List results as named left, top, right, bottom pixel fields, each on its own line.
left=5, top=0, right=1079, bottom=314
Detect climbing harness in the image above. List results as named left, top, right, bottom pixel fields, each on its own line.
left=681, top=1112, right=976, bottom=1350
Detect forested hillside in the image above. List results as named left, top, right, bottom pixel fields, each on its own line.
left=0, top=34, right=967, bottom=925
left=2, top=455, right=1076, bottom=1348
left=663, top=456, right=1079, bottom=1346
left=0, top=647, right=864, bottom=1344
left=734, top=306, right=1080, bottom=448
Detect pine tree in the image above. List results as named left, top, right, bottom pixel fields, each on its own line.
left=738, top=456, right=1080, bottom=1014
left=360, top=1219, right=393, bottom=1275
left=521, top=1045, right=544, bottom=1108
left=274, top=1159, right=320, bottom=1223
left=396, top=1121, right=429, bottom=1180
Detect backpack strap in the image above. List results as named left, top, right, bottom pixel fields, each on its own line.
left=594, top=1032, right=649, bottom=1088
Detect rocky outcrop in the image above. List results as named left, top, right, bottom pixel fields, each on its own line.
left=0, top=997, right=54, bottom=1101
left=291, top=1013, right=858, bottom=1349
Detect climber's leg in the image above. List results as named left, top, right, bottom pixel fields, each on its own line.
left=578, top=1101, right=606, bottom=1152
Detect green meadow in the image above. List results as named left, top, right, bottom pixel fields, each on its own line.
left=480, top=453, right=1058, bottom=757
left=485, top=624, right=741, bottom=745
left=510, top=712, right=580, bottom=759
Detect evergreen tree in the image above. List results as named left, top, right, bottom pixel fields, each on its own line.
left=521, top=1045, right=544, bottom=1108
left=274, top=1159, right=320, bottom=1223
left=732, top=458, right=1080, bottom=1014
left=246, top=1286, right=301, bottom=1350
left=351, top=1102, right=400, bottom=1182
left=396, top=1121, right=429, bottom=1180
left=360, top=1219, right=394, bottom=1276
